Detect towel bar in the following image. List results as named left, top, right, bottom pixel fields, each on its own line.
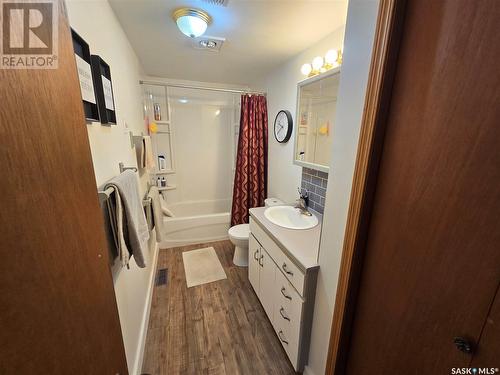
left=119, top=162, right=138, bottom=173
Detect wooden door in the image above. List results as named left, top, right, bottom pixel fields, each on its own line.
left=344, top=0, right=500, bottom=373
left=260, top=248, right=276, bottom=322
left=0, top=2, right=128, bottom=374
left=249, top=234, right=261, bottom=294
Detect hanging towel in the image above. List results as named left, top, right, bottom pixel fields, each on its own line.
left=105, top=170, right=149, bottom=268
left=147, top=186, right=165, bottom=242
left=159, top=193, right=175, bottom=217
left=141, top=136, right=155, bottom=171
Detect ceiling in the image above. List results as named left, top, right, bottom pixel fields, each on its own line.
left=109, top=0, right=348, bottom=85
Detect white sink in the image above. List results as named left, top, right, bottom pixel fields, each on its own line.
left=264, top=205, right=318, bottom=230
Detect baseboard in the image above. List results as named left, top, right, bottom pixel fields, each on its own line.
left=132, top=239, right=159, bottom=375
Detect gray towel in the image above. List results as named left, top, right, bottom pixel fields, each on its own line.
left=105, top=170, right=149, bottom=268
left=147, top=186, right=165, bottom=242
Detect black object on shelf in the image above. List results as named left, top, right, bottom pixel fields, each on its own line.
left=71, top=29, right=99, bottom=123
left=91, top=55, right=117, bottom=125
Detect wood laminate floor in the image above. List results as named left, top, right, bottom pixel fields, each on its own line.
left=141, top=240, right=297, bottom=375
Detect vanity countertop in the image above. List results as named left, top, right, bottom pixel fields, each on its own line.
left=249, top=206, right=321, bottom=271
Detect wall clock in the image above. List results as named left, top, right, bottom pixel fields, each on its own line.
left=274, top=110, right=293, bottom=143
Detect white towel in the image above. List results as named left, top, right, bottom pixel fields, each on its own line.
left=147, top=186, right=165, bottom=242
left=141, top=136, right=155, bottom=171
left=105, top=170, right=149, bottom=268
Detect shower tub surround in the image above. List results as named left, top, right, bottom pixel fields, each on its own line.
left=301, top=167, right=328, bottom=214
left=160, top=199, right=231, bottom=248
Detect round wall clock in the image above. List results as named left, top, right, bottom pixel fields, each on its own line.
left=274, top=110, right=293, bottom=143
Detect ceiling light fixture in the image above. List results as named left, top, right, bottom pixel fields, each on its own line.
left=172, top=8, right=211, bottom=38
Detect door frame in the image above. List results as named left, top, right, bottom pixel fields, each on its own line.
left=325, top=0, right=407, bottom=373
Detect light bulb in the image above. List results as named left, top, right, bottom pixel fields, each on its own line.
left=312, top=56, right=324, bottom=71
left=301, top=63, right=312, bottom=76
left=325, top=49, right=338, bottom=65
left=215, top=109, right=220, bottom=116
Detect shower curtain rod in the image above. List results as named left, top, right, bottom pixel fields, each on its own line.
left=139, top=80, right=266, bottom=96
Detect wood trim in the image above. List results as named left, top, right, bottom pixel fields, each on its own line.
left=325, top=0, right=407, bottom=373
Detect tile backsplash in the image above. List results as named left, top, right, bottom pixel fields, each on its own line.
left=301, top=167, right=328, bottom=214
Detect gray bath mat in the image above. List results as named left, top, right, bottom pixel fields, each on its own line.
left=182, top=247, right=227, bottom=288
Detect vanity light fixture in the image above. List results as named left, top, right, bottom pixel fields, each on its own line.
left=325, top=49, right=339, bottom=66
left=312, top=56, right=324, bottom=72
left=301, top=63, right=312, bottom=76
left=301, top=49, right=343, bottom=77
left=172, top=7, right=211, bottom=38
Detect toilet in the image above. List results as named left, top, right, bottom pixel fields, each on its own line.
left=229, top=198, right=283, bottom=267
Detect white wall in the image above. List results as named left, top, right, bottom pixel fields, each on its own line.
left=304, top=1, right=380, bottom=375
left=254, top=26, right=346, bottom=203
left=66, top=1, right=156, bottom=374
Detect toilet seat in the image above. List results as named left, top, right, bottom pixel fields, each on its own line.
left=228, top=223, right=249, bottom=240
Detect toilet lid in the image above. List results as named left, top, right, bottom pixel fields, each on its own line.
left=229, top=224, right=250, bottom=240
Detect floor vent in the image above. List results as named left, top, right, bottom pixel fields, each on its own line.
left=155, top=268, right=168, bottom=286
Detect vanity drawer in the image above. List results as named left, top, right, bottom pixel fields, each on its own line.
left=274, top=309, right=299, bottom=370
left=250, top=218, right=306, bottom=296
left=275, top=269, right=303, bottom=347
left=279, top=255, right=305, bottom=296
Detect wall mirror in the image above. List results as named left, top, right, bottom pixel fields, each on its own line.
left=294, top=67, right=340, bottom=172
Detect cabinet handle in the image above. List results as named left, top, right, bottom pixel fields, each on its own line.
left=278, top=330, right=289, bottom=345
left=279, top=307, right=290, bottom=321
left=253, top=250, right=259, bottom=261
left=280, top=287, right=292, bottom=300
left=259, top=254, right=264, bottom=267
left=282, top=262, right=293, bottom=276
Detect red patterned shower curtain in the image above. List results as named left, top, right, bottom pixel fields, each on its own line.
left=231, top=94, right=268, bottom=226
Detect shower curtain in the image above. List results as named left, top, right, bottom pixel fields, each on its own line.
left=231, top=94, right=268, bottom=225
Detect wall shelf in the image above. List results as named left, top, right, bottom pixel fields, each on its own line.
left=154, top=170, right=175, bottom=175
left=158, top=185, right=176, bottom=191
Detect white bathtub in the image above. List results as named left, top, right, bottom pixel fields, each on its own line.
left=159, top=199, right=231, bottom=248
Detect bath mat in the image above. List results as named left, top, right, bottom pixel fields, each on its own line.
left=182, top=247, right=227, bottom=288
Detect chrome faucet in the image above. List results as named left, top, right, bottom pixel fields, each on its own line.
left=295, top=188, right=312, bottom=216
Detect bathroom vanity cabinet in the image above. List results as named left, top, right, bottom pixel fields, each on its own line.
left=248, top=208, right=320, bottom=372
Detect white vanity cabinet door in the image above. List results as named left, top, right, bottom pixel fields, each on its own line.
left=259, top=248, right=276, bottom=322
left=248, top=234, right=261, bottom=295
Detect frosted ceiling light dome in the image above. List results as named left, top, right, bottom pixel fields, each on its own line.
left=173, top=8, right=211, bottom=38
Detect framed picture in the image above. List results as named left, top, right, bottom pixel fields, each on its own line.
left=91, top=55, right=117, bottom=125
left=71, top=29, right=99, bottom=122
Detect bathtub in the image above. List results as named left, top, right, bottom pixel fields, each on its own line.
left=159, top=199, right=231, bottom=248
